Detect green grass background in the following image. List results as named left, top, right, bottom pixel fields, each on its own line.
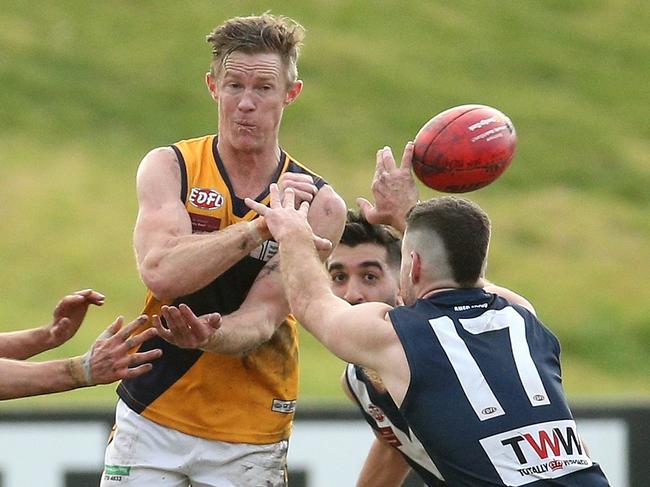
left=1, top=0, right=648, bottom=409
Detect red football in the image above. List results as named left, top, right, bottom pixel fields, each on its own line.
left=412, top=104, right=517, bottom=193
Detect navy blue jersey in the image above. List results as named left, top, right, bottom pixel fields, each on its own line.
left=389, top=288, right=610, bottom=486
left=345, top=363, right=446, bottom=486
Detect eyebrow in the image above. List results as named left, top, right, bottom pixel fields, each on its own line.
left=327, top=260, right=385, bottom=272
left=223, top=71, right=278, bottom=80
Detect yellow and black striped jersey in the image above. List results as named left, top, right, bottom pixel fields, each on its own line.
left=118, top=134, right=326, bottom=444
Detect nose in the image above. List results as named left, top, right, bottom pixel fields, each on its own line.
left=343, top=283, right=366, bottom=305
left=237, top=89, right=255, bottom=112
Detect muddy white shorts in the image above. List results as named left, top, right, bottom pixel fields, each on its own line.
left=100, top=400, right=288, bottom=487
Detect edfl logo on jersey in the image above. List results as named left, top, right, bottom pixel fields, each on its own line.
left=189, top=187, right=224, bottom=210
left=479, top=419, right=592, bottom=486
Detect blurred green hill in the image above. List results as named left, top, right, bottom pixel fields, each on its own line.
left=1, top=0, right=649, bottom=409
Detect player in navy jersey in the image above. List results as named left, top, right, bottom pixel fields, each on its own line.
left=331, top=155, right=539, bottom=486
left=246, top=143, right=611, bottom=486
left=329, top=211, right=445, bottom=486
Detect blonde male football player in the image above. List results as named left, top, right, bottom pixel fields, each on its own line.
left=101, top=13, right=345, bottom=487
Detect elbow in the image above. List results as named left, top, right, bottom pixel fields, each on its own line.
left=318, top=186, right=347, bottom=224
left=140, top=266, right=179, bottom=301
left=311, top=185, right=348, bottom=257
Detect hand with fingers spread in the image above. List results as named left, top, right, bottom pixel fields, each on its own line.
left=152, top=304, right=222, bottom=351
left=356, top=141, right=419, bottom=234
left=0, top=288, right=107, bottom=360
left=0, top=313, right=161, bottom=400
left=79, top=315, right=162, bottom=386
left=277, top=172, right=318, bottom=208
left=48, top=289, right=106, bottom=349
left=246, top=185, right=333, bottom=251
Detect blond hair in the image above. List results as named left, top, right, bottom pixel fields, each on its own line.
left=206, top=13, right=305, bottom=84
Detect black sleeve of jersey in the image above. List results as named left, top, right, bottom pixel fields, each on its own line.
left=284, top=158, right=328, bottom=189
left=170, top=144, right=188, bottom=203
left=313, top=175, right=327, bottom=189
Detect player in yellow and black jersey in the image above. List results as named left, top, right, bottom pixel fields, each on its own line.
left=101, top=13, right=346, bottom=487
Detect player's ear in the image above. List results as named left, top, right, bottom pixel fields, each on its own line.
left=206, top=72, right=218, bottom=101
left=409, top=251, right=421, bottom=285
left=285, top=80, right=303, bottom=105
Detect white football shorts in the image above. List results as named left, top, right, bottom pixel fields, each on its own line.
left=100, top=400, right=288, bottom=487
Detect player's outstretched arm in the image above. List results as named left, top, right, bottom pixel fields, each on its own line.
left=246, top=185, right=395, bottom=368
left=357, top=142, right=419, bottom=234
left=0, top=316, right=161, bottom=400
left=134, top=147, right=272, bottom=301
left=155, top=184, right=345, bottom=355
left=0, top=289, right=105, bottom=360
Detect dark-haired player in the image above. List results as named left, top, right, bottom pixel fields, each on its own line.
left=248, top=141, right=610, bottom=485
left=329, top=211, right=446, bottom=486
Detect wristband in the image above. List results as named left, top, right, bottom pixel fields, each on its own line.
left=80, top=350, right=93, bottom=385
left=68, top=351, right=93, bottom=387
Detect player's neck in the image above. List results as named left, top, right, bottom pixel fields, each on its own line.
left=419, top=277, right=486, bottom=299
left=418, top=279, right=460, bottom=299
left=420, top=287, right=456, bottom=299
left=217, top=140, right=281, bottom=197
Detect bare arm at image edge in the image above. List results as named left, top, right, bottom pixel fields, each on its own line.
left=0, top=316, right=161, bottom=400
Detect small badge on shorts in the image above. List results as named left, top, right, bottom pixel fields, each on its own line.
left=103, top=465, right=131, bottom=482
left=272, top=398, right=296, bottom=414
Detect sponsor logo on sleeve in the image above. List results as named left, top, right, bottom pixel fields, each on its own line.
left=189, top=187, right=224, bottom=210
left=479, top=420, right=592, bottom=486
left=377, top=426, right=402, bottom=447
left=368, top=404, right=385, bottom=422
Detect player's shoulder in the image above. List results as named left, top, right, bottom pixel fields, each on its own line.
left=141, top=146, right=176, bottom=162
left=484, top=283, right=536, bottom=316
left=137, top=146, right=180, bottom=180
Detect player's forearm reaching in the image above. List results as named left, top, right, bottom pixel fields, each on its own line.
left=151, top=176, right=343, bottom=355
left=0, top=315, right=161, bottom=400
left=0, top=289, right=105, bottom=360
left=245, top=185, right=394, bottom=372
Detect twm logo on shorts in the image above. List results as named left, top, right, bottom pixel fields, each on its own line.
left=479, top=420, right=592, bottom=486
left=189, top=187, right=224, bottom=210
